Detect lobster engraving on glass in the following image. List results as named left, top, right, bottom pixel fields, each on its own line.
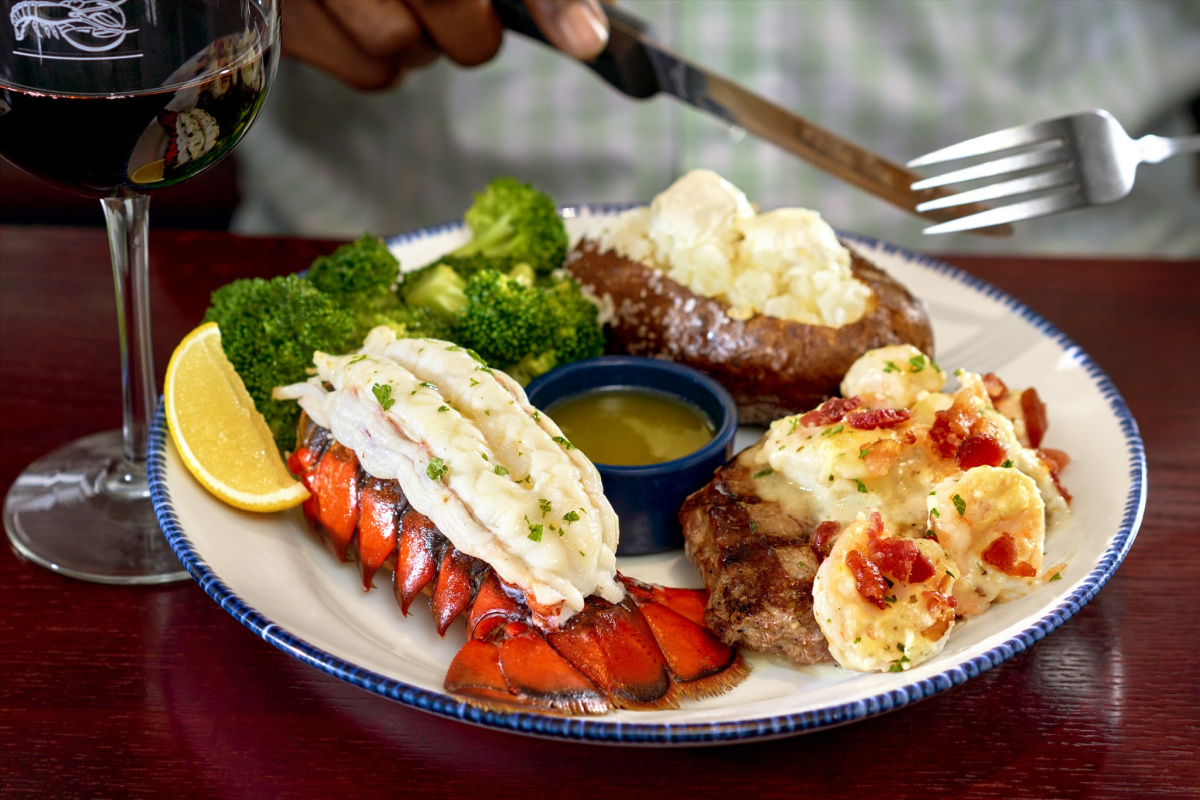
left=10, top=0, right=137, bottom=53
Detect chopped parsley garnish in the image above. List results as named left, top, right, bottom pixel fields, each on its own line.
left=348, top=354, right=367, bottom=365
left=952, top=493, right=967, bottom=517
left=1001, top=459, right=1013, bottom=468
left=538, top=498, right=552, bottom=516
left=469, top=378, right=480, bottom=387
left=553, top=436, right=576, bottom=450
left=426, top=457, right=448, bottom=482
left=859, top=446, right=870, bottom=460
left=930, top=507, right=941, bottom=518
left=493, top=464, right=509, bottom=476
left=884, top=594, right=897, bottom=604
left=563, top=510, right=580, bottom=524
left=1050, top=571, right=1063, bottom=581
left=525, top=515, right=544, bottom=542
left=437, top=405, right=449, bottom=413
left=372, top=383, right=395, bottom=411
left=925, top=529, right=938, bottom=539
left=908, top=355, right=927, bottom=372
left=883, top=360, right=901, bottom=373
left=418, top=381, right=437, bottom=391
left=787, top=416, right=801, bottom=435
left=753, top=467, right=774, bottom=479
left=854, top=478, right=868, bottom=494
left=821, top=424, right=844, bottom=437
left=532, top=410, right=541, bottom=422
left=888, top=653, right=912, bottom=672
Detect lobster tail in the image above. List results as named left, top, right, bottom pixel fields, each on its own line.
left=288, top=412, right=748, bottom=715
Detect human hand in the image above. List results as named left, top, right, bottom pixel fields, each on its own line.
left=282, top=0, right=610, bottom=91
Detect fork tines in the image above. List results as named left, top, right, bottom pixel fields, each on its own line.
left=907, top=116, right=1082, bottom=234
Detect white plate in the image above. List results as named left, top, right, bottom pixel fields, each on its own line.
left=149, top=207, right=1146, bottom=744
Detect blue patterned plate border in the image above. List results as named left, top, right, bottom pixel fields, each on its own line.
left=148, top=208, right=1146, bottom=745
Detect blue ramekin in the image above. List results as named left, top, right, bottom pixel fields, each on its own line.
left=525, top=356, right=739, bottom=555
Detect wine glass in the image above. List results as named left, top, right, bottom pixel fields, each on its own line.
left=0, top=0, right=279, bottom=583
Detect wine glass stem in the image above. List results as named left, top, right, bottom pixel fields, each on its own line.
left=101, top=193, right=155, bottom=498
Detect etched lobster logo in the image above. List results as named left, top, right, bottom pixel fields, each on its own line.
left=10, top=0, right=137, bottom=53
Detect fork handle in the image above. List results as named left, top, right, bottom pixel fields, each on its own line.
left=1137, top=134, right=1200, bottom=164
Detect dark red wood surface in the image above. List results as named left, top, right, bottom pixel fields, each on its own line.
left=2, top=225, right=1198, bottom=799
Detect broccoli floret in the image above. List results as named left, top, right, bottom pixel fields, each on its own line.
left=459, top=269, right=555, bottom=368
left=541, top=274, right=605, bottom=365
left=306, top=234, right=402, bottom=312
left=203, top=274, right=359, bottom=452
left=399, top=261, right=468, bottom=322
left=505, top=351, right=560, bottom=386
left=431, top=252, right=521, bottom=281
left=450, top=177, right=568, bottom=277
left=455, top=268, right=603, bottom=385
left=363, top=303, right=460, bottom=342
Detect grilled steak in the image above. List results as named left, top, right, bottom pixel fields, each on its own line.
left=680, top=441, right=834, bottom=666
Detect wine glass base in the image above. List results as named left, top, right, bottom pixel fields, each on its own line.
left=4, top=430, right=190, bottom=585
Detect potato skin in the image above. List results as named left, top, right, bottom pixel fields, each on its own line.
left=565, top=240, right=934, bottom=426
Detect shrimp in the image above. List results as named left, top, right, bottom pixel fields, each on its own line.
left=928, top=465, right=1045, bottom=617
left=840, top=344, right=945, bottom=410
left=813, top=511, right=957, bottom=673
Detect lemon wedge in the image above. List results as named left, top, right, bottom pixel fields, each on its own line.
left=164, top=322, right=310, bottom=512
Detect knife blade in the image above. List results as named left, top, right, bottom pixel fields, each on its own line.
left=494, top=0, right=1010, bottom=236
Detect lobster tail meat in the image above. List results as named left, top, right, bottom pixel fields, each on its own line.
left=275, top=328, right=749, bottom=715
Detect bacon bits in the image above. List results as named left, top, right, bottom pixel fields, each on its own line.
left=799, top=396, right=862, bottom=427
left=845, top=408, right=913, bottom=430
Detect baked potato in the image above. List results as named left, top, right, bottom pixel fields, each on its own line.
left=565, top=239, right=934, bottom=426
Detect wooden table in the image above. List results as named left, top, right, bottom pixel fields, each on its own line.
left=2, top=225, right=1197, bottom=798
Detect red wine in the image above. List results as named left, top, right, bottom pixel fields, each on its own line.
left=0, top=38, right=276, bottom=196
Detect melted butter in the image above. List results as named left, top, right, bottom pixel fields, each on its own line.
left=546, top=388, right=714, bottom=466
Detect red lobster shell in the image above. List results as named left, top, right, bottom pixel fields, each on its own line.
left=287, top=412, right=748, bottom=715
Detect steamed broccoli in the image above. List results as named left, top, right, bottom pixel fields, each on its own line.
left=449, top=177, right=569, bottom=277
left=203, top=274, right=359, bottom=452
left=453, top=267, right=603, bottom=384
left=306, top=234, right=402, bottom=313
left=459, top=269, right=555, bottom=367
left=398, top=261, right=468, bottom=323
left=541, top=273, right=605, bottom=365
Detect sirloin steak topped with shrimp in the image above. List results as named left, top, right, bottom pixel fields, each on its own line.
left=682, top=345, right=1071, bottom=673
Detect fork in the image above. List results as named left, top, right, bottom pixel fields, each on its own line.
left=906, top=109, right=1200, bottom=234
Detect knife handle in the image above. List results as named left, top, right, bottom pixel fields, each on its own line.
left=492, top=0, right=661, bottom=99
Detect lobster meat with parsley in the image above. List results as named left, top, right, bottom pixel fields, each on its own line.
left=275, top=327, right=747, bottom=714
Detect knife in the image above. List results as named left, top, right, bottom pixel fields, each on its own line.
left=493, top=0, right=1010, bottom=236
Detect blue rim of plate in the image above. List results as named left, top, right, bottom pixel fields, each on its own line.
left=148, top=210, right=1147, bottom=745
